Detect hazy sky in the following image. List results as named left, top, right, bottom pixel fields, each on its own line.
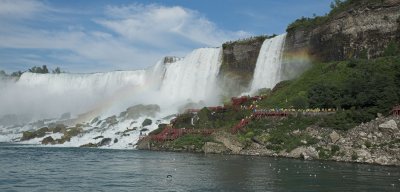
left=0, top=0, right=332, bottom=73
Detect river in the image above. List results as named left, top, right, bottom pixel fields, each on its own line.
left=0, top=143, right=399, bottom=191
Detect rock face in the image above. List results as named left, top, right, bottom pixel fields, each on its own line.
left=285, top=0, right=400, bottom=61
left=119, top=104, right=160, bottom=120
left=213, top=131, right=243, bottom=154
left=41, top=136, right=55, bottom=145
left=379, top=119, right=398, bottom=131
left=203, top=142, right=229, bottom=154
left=301, top=146, right=319, bottom=160
left=329, top=131, right=340, bottom=143
left=219, top=37, right=266, bottom=96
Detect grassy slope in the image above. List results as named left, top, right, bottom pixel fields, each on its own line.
left=259, top=56, right=400, bottom=109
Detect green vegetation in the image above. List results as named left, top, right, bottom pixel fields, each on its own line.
left=21, top=127, right=49, bottom=141
left=173, top=107, right=251, bottom=130
left=383, top=41, right=400, bottom=57
left=29, top=65, right=49, bottom=74
left=351, top=152, right=358, bottom=160
left=222, top=35, right=276, bottom=49
left=287, top=0, right=386, bottom=32
left=0, top=65, right=65, bottom=78
left=317, top=145, right=340, bottom=159
left=258, top=56, right=400, bottom=130
left=240, top=116, right=319, bottom=152
left=171, top=134, right=213, bottom=149
left=149, top=124, right=167, bottom=135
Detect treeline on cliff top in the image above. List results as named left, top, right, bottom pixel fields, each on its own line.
left=287, top=0, right=388, bottom=32
left=0, top=65, right=64, bottom=78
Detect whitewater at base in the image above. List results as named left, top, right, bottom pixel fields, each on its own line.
left=0, top=47, right=223, bottom=148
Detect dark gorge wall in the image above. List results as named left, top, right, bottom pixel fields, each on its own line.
left=218, top=37, right=266, bottom=97
left=285, top=0, right=400, bottom=61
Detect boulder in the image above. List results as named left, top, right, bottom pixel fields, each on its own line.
left=122, top=104, right=160, bottom=120
left=301, top=147, right=319, bottom=160
left=41, top=136, right=55, bottom=145
left=356, top=149, right=371, bottom=161
left=379, top=120, right=398, bottom=131
left=80, top=143, right=98, bottom=148
left=98, top=138, right=112, bottom=146
left=93, top=136, right=104, bottom=140
left=203, top=142, right=229, bottom=154
left=142, top=119, right=152, bottom=127
left=213, top=132, right=243, bottom=154
left=20, top=127, right=49, bottom=141
left=288, top=146, right=307, bottom=158
left=329, top=131, right=340, bottom=143
left=375, top=156, right=390, bottom=165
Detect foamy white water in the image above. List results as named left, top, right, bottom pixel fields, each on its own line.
left=0, top=48, right=223, bottom=147
left=251, top=34, right=287, bottom=92
left=160, top=48, right=222, bottom=106
left=0, top=71, right=148, bottom=121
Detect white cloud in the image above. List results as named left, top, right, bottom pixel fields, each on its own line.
left=97, top=4, right=250, bottom=48
left=0, top=2, right=250, bottom=72
left=0, top=0, right=48, bottom=18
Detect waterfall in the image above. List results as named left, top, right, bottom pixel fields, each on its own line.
left=0, top=71, right=148, bottom=120
left=160, top=47, right=222, bottom=105
left=0, top=48, right=222, bottom=123
left=250, top=33, right=287, bottom=92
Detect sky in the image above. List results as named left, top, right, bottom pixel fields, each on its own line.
left=0, top=0, right=332, bottom=73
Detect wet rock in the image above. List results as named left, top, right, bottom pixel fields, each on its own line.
left=52, top=124, right=66, bottom=133
left=329, top=131, right=340, bottom=143
left=80, top=143, right=98, bottom=148
left=93, top=136, right=104, bottom=140
left=105, top=115, right=118, bottom=126
left=41, top=136, right=55, bottom=145
left=121, top=104, right=160, bottom=120
left=140, top=128, right=149, bottom=132
left=21, top=127, right=49, bottom=141
left=90, top=117, right=100, bottom=124
left=142, top=119, right=152, bottom=127
left=99, top=138, right=112, bottom=146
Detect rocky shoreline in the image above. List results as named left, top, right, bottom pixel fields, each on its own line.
left=137, top=116, right=400, bottom=166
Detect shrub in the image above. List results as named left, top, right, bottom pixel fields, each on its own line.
left=383, top=41, right=400, bottom=57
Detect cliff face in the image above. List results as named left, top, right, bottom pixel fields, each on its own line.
left=285, top=0, right=400, bottom=61
left=218, top=37, right=266, bottom=96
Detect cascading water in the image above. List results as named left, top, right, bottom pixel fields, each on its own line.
left=160, top=48, right=222, bottom=106
left=0, top=71, right=148, bottom=121
left=250, top=33, right=287, bottom=92
left=0, top=47, right=223, bottom=146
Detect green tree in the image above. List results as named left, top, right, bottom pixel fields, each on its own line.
left=11, top=71, right=23, bottom=77
left=28, top=65, right=49, bottom=74
left=308, top=84, right=340, bottom=108
left=383, top=41, right=400, bottom=57
left=52, top=67, right=61, bottom=74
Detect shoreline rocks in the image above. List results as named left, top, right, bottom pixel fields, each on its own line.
left=139, top=116, right=400, bottom=166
